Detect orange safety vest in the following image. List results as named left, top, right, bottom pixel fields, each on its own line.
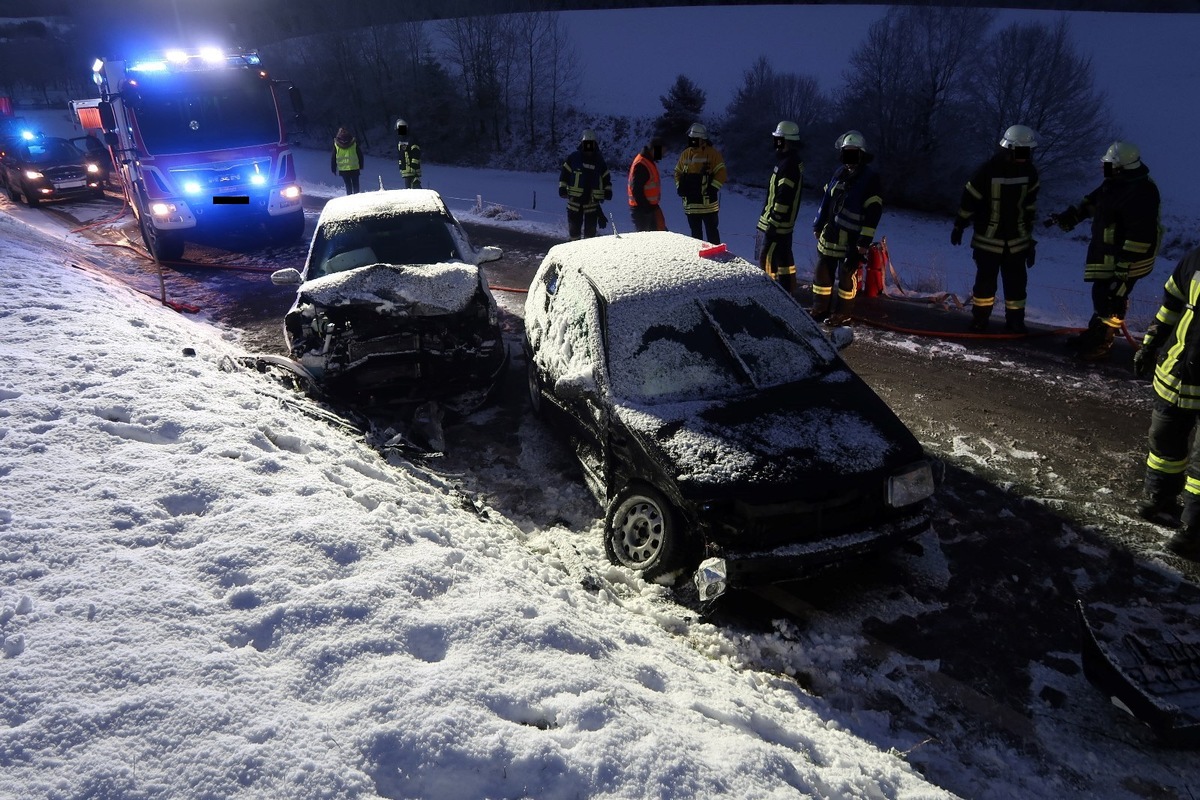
left=627, top=154, right=661, bottom=208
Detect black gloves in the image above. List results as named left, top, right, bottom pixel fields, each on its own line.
left=950, top=226, right=964, bottom=246
left=707, top=188, right=719, bottom=204
left=604, top=189, right=613, bottom=202
left=1133, top=346, right=1158, bottom=379
left=1025, top=243, right=1036, bottom=269
left=558, top=186, right=567, bottom=199
left=597, top=210, right=607, bottom=229
left=1049, top=207, right=1079, bottom=231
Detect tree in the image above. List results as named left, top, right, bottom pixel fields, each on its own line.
left=653, top=75, right=706, bottom=148
left=963, top=17, right=1111, bottom=184
left=722, top=57, right=829, bottom=188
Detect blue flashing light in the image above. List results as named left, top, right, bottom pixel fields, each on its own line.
left=129, top=60, right=168, bottom=73
left=250, top=174, right=267, bottom=186
left=183, top=181, right=203, bottom=195
left=19, top=130, right=36, bottom=141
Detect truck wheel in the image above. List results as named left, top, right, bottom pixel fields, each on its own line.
left=604, top=484, right=690, bottom=582
left=139, top=215, right=184, bottom=263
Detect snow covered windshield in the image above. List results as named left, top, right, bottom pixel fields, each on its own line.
left=131, top=71, right=282, bottom=156
left=307, top=211, right=464, bottom=280
left=606, top=287, right=831, bottom=404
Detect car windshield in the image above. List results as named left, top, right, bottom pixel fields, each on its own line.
left=21, top=139, right=81, bottom=164
left=307, top=211, right=465, bottom=280
left=131, top=70, right=281, bottom=155
left=606, top=287, right=831, bottom=404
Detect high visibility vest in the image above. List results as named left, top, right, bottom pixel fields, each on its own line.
left=627, top=154, right=661, bottom=207
left=334, top=141, right=358, bottom=173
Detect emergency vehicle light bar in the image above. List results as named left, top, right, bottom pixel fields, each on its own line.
left=123, top=49, right=262, bottom=74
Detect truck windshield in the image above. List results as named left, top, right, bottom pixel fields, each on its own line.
left=131, top=70, right=281, bottom=156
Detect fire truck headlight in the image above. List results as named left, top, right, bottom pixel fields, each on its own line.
left=281, top=185, right=301, bottom=200
left=24, top=170, right=43, bottom=180
left=150, top=202, right=176, bottom=217
left=183, top=181, right=202, bottom=195
left=250, top=174, right=267, bottom=186
left=86, top=164, right=100, bottom=174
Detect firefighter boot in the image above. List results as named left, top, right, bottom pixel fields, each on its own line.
left=1165, top=527, right=1200, bottom=561
left=1080, top=324, right=1118, bottom=362
left=1066, top=316, right=1104, bottom=351
left=1005, top=309, right=1027, bottom=334
left=826, top=298, right=855, bottom=327
left=1137, top=491, right=1182, bottom=527
left=968, top=304, right=991, bottom=332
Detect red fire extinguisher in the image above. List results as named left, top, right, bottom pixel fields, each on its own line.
left=865, top=240, right=887, bottom=297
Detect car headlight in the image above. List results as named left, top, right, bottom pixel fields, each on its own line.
left=888, top=462, right=936, bottom=508
left=87, top=164, right=100, bottom=174
left=24, top=170, right=43, bottom=180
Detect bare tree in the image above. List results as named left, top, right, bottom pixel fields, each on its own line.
left=439, top=15, right=509, bottom=152
left=965, top=16, right=1111, bottom=183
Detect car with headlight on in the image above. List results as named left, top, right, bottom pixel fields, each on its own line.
left=271, top=189, right=508, bottom=413
left=523, top=231, right=940, bottom=600
left=0, top=133, right=104, bottom=207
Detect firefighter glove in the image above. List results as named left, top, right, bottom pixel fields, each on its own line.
left=950, top=226, right=964, bottom=246
left=1025, top=243, right=1036, bottom=269
left=558, top=186, right=567, bottom=199
left=1052, top=207, right=1079, bottom=232
left=597, top=211, right=607, bottom=229
left=1133, top=346, right=1157, bottom=379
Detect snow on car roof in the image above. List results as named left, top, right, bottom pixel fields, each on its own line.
left=545, top=231, right=768, bottom=301
left=316, top=188, right=448, bottom=226
left=300, top=262, right=480, bottom=315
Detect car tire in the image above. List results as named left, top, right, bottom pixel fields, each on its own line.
left=605, top=485, right=688, bottom=581
left=24, top=188, right=39, bottom=207
left=525, top=354, right=543, bottom=416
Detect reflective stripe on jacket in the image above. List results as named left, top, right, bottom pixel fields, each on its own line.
left=627, top=153, right=661, bottom=208
left=757, top=148, right=803, bottom=235
left=1076, top=164, right=1161, bottom=282
left=813, top=164, right=882, bottom=259
left=674, top=143, right=726, bottom=215
left=398, top=141, right=422, bottom=179
left=1146, top=248, right=1200, bottom=409
left=559, top=149, right=612, bottom=213
left=955, top=153, right=1039, bottom=255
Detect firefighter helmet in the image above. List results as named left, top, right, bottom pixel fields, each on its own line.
left=835, top=130, right=867, bottom=152
left=999, top=124, right=1037, bottom=149
left=687, top=122, right=708, bottom=139
left=772, top=121, right=800, bottom=141
left=1101, top=141, right=1141, bottom=170
left=580, top=128, right=598, bottom=143
left=395, top=118, right=408, bottom=136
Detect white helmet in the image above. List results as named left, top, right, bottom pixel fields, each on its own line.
left=580, top=128, right=598, bottom=143
left=772, top=120, right=800, bottom=141
left=1101, top=141, right=1141, bottom=169
left=835, top=130, right=867, bottom=152
left=395, top=118, right=408, bottom=136
left=687, top=122, right=708, bottom=139
left=999, top=124, right=1037, bottom=149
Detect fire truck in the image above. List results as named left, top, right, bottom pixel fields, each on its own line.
left=71, top=48, right=306, bottom=262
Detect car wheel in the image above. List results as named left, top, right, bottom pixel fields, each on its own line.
left=605, top=485, right=687, bottom=581
left=525, top=354, right=543, bottom=416
left=24, top=188, right=39, bottom=207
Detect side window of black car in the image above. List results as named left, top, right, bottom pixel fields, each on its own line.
left=540, top=262, right=560, bottom=315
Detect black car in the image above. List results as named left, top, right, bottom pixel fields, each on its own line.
left=271, top=189, right=508, bottom=413
left=69, top=134, right=114, bottom=190
left=0, top=133, right=105, bottom=207
left=523, top=231, right=940, bottom=599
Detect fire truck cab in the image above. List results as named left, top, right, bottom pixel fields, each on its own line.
left=72, top=49, right=306, bottom=262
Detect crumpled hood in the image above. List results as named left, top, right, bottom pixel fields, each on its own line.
left=614, top=372, right=924, bottom=499
left=299, top=262, right=480, bottom=316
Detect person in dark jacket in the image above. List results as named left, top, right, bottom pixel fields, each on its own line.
left=1049, top=141, right=1161, bottom=361
left=1132, top=245, right=1200, bottom=560
left=396, top=118, right=422, bottom=189
left=627, top=137, right=666, bottom=232
left=952, top=125, right=1041, bottom=334
left=757, top=121, right=804, bottom=296
left=811, top=130, right=882, bottom=326
left=331, top=127, right=364, bottom=195
left=559, top=129, right=613, bottom=240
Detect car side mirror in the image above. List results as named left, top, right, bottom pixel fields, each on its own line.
left=477, top=245, right=502, bottom=264
left=828, top=326, right=854, bottom=351
left=271, top=267, right=302, bottom=286
left=554, top=366, right=598, bottom=401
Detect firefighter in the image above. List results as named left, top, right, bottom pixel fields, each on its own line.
left=811, top=130, right=882, bottom=326
left=331, top=127, right=363, bottom=195
left=1132, top=245, right=1200, bottom=560
left=396, top=118, right=422, bottom=189
left=757, top=121, right=804, bottom=296
left=952, top=125, right=1040, bottom=334
left=628, top=137, right=666, bottom=232
left=559, top=129, right=612, bottom=240
left=673, top=122, right=726, bottom=243
left=1048, top=141, right=1161, bottom=361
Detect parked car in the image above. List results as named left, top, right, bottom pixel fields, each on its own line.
left=0, top=133, right=105, bottom=206
left=69, top=134, right=114, bottom=190
left=523, top=231, right=940, bottom=599
left=271, top=189, right=508, bottom=413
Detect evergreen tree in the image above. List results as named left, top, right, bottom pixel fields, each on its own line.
left=653, top=75, right=706, bottom=148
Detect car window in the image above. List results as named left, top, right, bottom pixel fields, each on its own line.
left=606, top=287, right=830, bottom=404
left=308, top=211, right=464, bottom=279
left=21, top=140, right=80, bottom=164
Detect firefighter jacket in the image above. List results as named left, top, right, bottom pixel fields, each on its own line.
left=757, top=148, right=803, bottom=236
left=1143, top=247, right=1200, bottom=410
left=674, top=142, right=726, bottom=215
left=559, top=148, right=612, bottom=213
left=955, top=152, right=1039, bottom=255
left=1062, top=163, right=1161, bottom=283
left=331, top=137, right=362, bottom=174
left=398, top=140, right=422, bottom=180
left=813, top=162, right=882, bottom=259
left=627, top=151, right=661, bottom=208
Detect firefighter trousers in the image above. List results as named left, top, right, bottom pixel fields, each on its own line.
left=1145, top=397, right=1200, bottom=530
left=812, top=253, right=862, bottom=317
